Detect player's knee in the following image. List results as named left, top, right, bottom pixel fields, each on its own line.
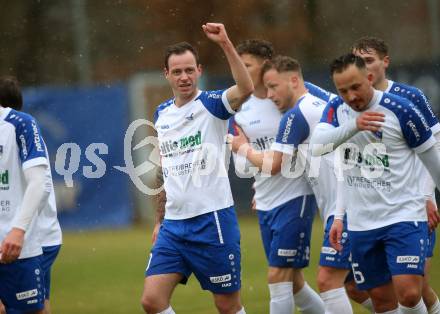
left=345, top=280, right=368, bottom=303
left=214, top=300, right=241, bottom=314
left=316, top=268, right=332, bottom=291
left=141, top=294, right=167, bottom=314
left=397, top=288, right=422, bottom=308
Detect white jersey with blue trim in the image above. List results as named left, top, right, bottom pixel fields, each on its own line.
left=385, top=79, right=440, bottom=198
left=231, top=95, right=306, bottom=210
left=271, top=93, right=337, bottom=222
left=0, top=108, right=48, bottom=258
left=154, top=90, right=235, bottom=220
left=320, top=90, right=435, bottom=231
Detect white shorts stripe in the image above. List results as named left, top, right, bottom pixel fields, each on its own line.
left=299, top=195, right=307, bottom=218
left=213, top=211, right=224, bottom=244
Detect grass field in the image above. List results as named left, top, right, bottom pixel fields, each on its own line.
left=50, top=216, right=439, bottom=313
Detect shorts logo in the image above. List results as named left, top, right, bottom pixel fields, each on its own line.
left=228, top=254, right=234, bottom=260
left=396, top=256, right=420, bottom=264
left=278, top=249, right=297, bottom=257
left=16, top=289, right=38, bottom=301
left=209, top=274, right=231, bottom=284
left=321, top=246, right=337, bottom=255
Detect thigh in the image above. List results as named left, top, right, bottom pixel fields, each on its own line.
left=319, top=215, right=351, bottom=269
left=349, top=229, right=391, bottom=290
left=142, top=273, right=183, bottom=305
left=0, top=257, right=45, bottom=313
left=41, top=245, right=61, bottom=300
left=384, top=221, right=427, bottom=276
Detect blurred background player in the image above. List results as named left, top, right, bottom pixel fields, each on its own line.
left=0, top=77, right=53, bottom=313
left=141, top=23, right=253, bottom=314
left=311, top=53, right=440, bottom=313
left=351, top=36, right=440, bottom=313
left=229, top=42, right=324, bottom=314
left=0, top=76, right=63, bottom=314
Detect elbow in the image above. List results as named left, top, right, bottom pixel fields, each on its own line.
left=270, top=163, right=281, bottom=176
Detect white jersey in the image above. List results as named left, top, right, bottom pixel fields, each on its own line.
left=154, top=90, right=235, bottom=220
left=271, top=93, right=337, bottom=223
left=0, top=108, right=48, bottom=258
left=320, top=90, right=435, bottom=231
left=38, top=152, right=62, bottom=247
left=231, top=95, right=306, bottom=210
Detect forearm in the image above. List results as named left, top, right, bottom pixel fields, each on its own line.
left=12, top=166, right=51, bottom=231
left=310, top=120, right=358, bottom=156
left=221, top=40, right=253, bottom=110
left=418, top=145, right=440, bottom=190
left=155, top=166, right=166, bottom=224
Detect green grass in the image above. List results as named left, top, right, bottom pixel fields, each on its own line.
left=50, top=216, right=439, bottom=313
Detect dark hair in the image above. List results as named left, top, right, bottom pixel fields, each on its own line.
left=330, top=53, right=366, bottom=76
left=236, top=39, right=274, bottom=60
left=0, top=76, right=23, bottom=110
left=261, top=55, right=303, bottom=77
left=164, top=41, right=200, bottom=70
left=351, top=36, right=389, bottom=59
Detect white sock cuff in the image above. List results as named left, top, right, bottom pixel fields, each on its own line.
left=362, top=297, right=374, bottom=312
left=158, top=306, right=175, bottom=314
left=236, top=307, right=246, bottom=314
left=320, top=287, right=346, bottom=301
left=294, top=281, right=311, bottom=298
left=375, top=308, right=399, bottom=314
left=429, top=298, right=440, bottom=314
left=268, top=282, right=293, bottom=298
left=399, top=298, right=427, bottom=313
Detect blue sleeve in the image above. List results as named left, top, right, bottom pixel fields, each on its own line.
left=275, top=107, right=310, bottom=147
left=7, top=112, right=47, bottom=164
left=228, top=116, right=237, bottom=135
left=411, top=88, right=439, bottom=130
left=198, top=90, right=233, bottom=120
left=305, top=81, right=332, bottom=102
left=319, top=98, right=342, bottom=127
left=398, top=101, right=433, bottom=149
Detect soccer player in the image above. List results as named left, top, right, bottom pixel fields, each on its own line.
left=230, top=43, right=325, bottom=314
left=141, top=23, right=253, bottom=314
left=0, top=77, right=63, bottom=314
left=351, top=37, right=440, bottom=313
left=310, top=53, right=440, bottom=314
left=0, top=78, right=53, bottom=313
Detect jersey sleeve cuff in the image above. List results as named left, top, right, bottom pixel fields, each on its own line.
left=431, top=123, right=440, bottom=135
left=413, top=135, right=436, bottom=154
left=222, top=90, right=236, bottom=115
left=271, top=142, right=295, bottom=155
left=22, top=157, right=48, bottom=170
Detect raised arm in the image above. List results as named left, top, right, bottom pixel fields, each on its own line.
left=202, top=23, right=253, bottom=111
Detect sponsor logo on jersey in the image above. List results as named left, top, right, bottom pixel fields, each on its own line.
left=396, top=256, right=420, bottom=264
left=281, top=114, right=294, bottom=143
left=31, top=121, right=44, bottom=152
left=278, top=249, right=297, bottom=257
left=19, top=135, right=28, bottom=159
left=207, top=92, right=222, bottom=99
left=343, top=148, right=389, bottom=169
left=209, top=274, right=231, bottom=284
left=321, top=246, right=337, bottom=255
left=16, top=289, right=38, bottom=301
left=0, top=170, right=9, bottom=190
left=160, top=130, right=202, bottom=155
left=185, top=113, right=194, bottom=121
left=254, top=136, right=274, bottom=150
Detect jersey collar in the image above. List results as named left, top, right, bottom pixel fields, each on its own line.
left=0, top=107, right=11, bottom=121
left=384, top=79, right=394, bottom=93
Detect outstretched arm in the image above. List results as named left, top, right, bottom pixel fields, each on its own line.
left=202, top=23, right=253, bottom=111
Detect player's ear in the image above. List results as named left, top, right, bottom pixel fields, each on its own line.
left=197, top=64, right=202, bottom=76
left=164, top=67, right=169, bottom=79
left=382, top=55, right=390, bottom=70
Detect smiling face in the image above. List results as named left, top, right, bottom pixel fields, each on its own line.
left=353, top=48, right=389, bottom=88
left=165, top=50, right=202, bottom=104
left=333, top=64, right=374, bottom=112
left=263, top=68, right=295, bottom=113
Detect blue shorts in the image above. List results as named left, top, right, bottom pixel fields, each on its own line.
left=40, top=245, right=61, bottom=300
left=257, top=194, right=317, bottom=269
left=0, top=256, right=45, bottom=313
left=145, top=206, right=241, bottom=294
left=349, top=221, right=428, bottom=290
left=427, top=231, right=436, bottom=258
left=319, top=215, right=351, bottom=269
